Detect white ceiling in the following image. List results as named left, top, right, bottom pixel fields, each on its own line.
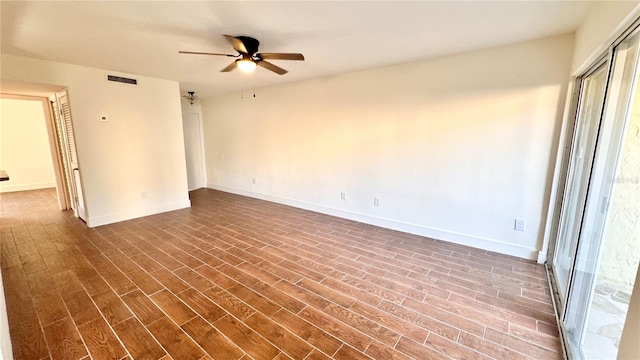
left=1, top=1, right=593, bottom=98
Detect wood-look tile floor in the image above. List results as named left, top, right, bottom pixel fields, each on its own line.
left=0, top=188, right=562, bottom=360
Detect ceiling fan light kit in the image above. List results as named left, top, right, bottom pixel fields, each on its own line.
left=236, top=59, right=257, bottom=73
left=179, top=34, right=304, bottom=75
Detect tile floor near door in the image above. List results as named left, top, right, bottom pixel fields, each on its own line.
left=0, top=188, right=562, bottom=360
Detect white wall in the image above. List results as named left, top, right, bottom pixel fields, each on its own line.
left=202, top=34, right=574, bottom=260
left=0, top=97, right=56, bottom=193
left=572, top=1, right=640, bottom=75
left=1, top=55, right=191, bottom=227
left=0, top=268, right=11, bottom=360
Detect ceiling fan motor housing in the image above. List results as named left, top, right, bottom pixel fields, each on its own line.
left=235, top=36, right=260, bottom=55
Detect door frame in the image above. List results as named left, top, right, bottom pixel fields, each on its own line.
left=546, top=17, right=640, bottom=360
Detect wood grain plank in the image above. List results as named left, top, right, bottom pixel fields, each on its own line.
left=252, top=260, right=303, bottom=283
left=74, top=267, right=111, bottom=296
left=126, top=270, right=164, bottom=295
left=323, top=303, right=400, bottom=347
left=9, top=317, right=49, bottom=360
left=43, top=317, right=88, bottom=360
left=247, top=281, right=306, bottom=314
left=377, top=300, right=460, bottom=341
left=33, top=293, right=67, bottom=326
left=244, top=312, right=313, bottom=359
left=113, top=317, right=166, bottom=360
left=236, top=261, right=281, bottom=285
left=402, top=297, right=485, bottom=337
left=320, top=277, right=382, bottom=307
left=333, top=344, right=373, bottom=360
left=61, top=289, right=102, bottom=326
left=272, top=280, right=331, bottom=310
left=148, top=317, right=204, bottom=360
left=214, top=315, right=280, bottom=360
left=92, top=289, right=133, bottom=327
left=151, top=289, right=196, bottom=325
left=297, top=278, right=355, bottom=308
left=365, top=341, right=414, bottom=360
left=181, top=316, right=244, bottom=360
left=458, top=331, right=530, bottom=360
left=176, top=287, right=227, bottom=323
left=121, top=290, right=164, bottom=325
left=299, top=307, right=372, bottom=352
left=341, top=276, right=405, bottom=304
left=271, top=309, right=343, bottom=356
left=78, top=317, right=127, bottom=360
left=150, top=268, right=190, bottom=294
left=173, top=267, right=214, bottom=292
left=350, top=301, right=428, bottom=343
left=202, top=287, right=255, bottom=320
left=226, top=283, right=281, bottom=316
left=484, top=328, right=561, bottom=359
left=305, top=349, right=333, bottom=360
left=394, top=336, right=449, bottom=360
left=194, top=264, right=237, bottom=289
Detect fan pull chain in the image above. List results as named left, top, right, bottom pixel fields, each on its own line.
left=253, top=71, right=256, bottom=98
left=240, top=71, right=244, bottom=99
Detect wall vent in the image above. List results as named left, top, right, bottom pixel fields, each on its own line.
left=106, top=74, right=138, bottom=85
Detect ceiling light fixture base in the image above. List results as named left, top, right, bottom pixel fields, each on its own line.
left=183, top=91, right=199, bottom=105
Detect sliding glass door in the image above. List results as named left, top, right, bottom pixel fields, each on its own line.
left=552, top=61, right=609, bottom=304
left=550, top=25, right=640, bottom=360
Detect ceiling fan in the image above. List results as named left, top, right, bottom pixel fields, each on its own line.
left=179, top=35, right=304, bottom=75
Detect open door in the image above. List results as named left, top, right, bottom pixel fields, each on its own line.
left=53, top=90, right=86, bottom=221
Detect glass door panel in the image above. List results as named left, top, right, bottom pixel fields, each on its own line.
left=552, top=62, right=609, bottom=303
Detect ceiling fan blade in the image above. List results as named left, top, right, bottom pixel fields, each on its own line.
left=221, top=61, right=238, bottom=72
left=257, top=60, right=288, bottom=75
left=258, top=53, right=305, bottom=61
left=223, top=34, right=248, bottom=54
left=179, top=51, right=236, bottom=57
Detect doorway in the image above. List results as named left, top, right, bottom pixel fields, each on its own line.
left=0, top=96, right=57, bottom=195
left=0, top=82, right=86, bottom=222
left=182, top=112, right=206, bottom=190
left=549, top=23, right=640, bottom=360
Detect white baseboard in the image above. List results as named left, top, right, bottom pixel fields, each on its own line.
left=0, top=182, right=55, bottom=193
left=207, top=183, right=539, bottom=260
left=537, top=251, right=548, bottom=264
left=87, top=199, right=191, bottom=228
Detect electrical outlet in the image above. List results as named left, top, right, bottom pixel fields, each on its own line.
left=373, top=197, right=380, bottom=207
left=252, top=178, right=257, bottom=185
left=514, top=219, right=525, bottom=232
left=340, top=192, right=346, bottom=200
